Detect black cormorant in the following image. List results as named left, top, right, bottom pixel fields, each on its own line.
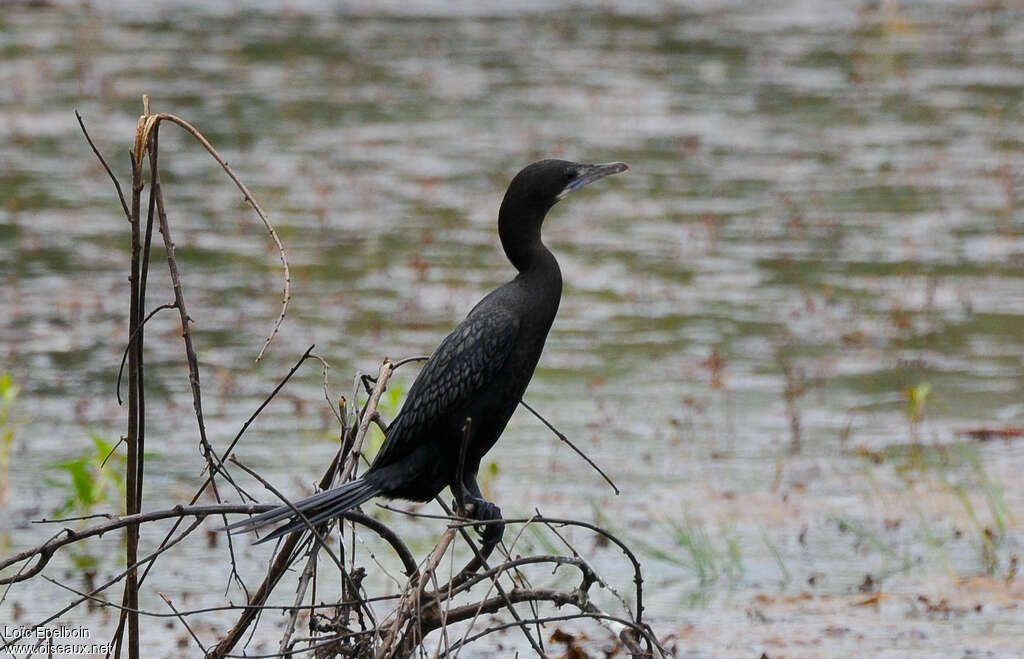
left=226, top=159, right=628, bottom=544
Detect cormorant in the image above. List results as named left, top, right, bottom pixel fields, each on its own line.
left=226, top=159, right=628, bottom=544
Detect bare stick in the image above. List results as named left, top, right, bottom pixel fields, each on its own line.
left=519, top=398, right=619, bottom=495
left=274, top=359, right=395, bottom=653
left=0, top=529, right=64, bottom=610
left=444, top=513, right=545, bottom=656
left=159, top=593, right=207, bottom=655
left=106, top=96, right=306, bottom=604
left=209, top=536, right=325, bottom=656
left=310, top=353, right=344, bottom=425
left=424, top=512, right=537, bottom=626
left=228, top=457, right=346, bottom=573
left=74, top=109, right=130, bottom=220
left=42, top=574, right=401, bottom=618
left=112, top=120, right=162, bottom=659
left=279, top=545, right=321, bottom=655
left=391, top=355, right=430, bottom=370
left=344, top=359, right=394, bottom=483
left=153, top=165, right=218, bottom=485
left=59, top=103, right=659, bottom=659
left=135, top=122, right=160, bottom=508
left=118, top=113, right=145, bottom=659
left=2, top=505, right=415, bottom=595
left=537, top=512, right=634, bottom=619
left=115, top=302, right=176, bottom=405
left=376, top=502, right=504, bottom=592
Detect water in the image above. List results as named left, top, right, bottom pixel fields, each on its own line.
left=1, top=1, right=1022, bottom=656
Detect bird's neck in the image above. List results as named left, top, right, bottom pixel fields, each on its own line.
left=498, top=206, right=554, bottom=275
left=498, top=204, right=563, bottom=331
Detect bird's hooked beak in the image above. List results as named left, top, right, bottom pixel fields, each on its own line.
left=556, top=161, right=629, bottom=201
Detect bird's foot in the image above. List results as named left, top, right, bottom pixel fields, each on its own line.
left=464, top=496, right=504, bottom=548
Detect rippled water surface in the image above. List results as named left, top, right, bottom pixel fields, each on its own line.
left=2, top=1, right=1023, bottom=656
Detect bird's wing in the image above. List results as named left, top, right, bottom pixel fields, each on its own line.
left=371, top=305, right=520, bottom=468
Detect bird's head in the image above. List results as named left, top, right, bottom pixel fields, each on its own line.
left=498, top=158, right=628, bottom=272
left=502, top=159, right=629, bottom=214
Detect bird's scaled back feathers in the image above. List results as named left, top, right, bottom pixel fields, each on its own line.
left=370, top=304, right=520, bottom=469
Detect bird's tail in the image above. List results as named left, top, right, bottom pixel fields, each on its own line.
left=223, top=477, right=382, bottom=544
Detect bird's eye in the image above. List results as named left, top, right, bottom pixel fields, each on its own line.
left=565, top=169, right=579, bottom=181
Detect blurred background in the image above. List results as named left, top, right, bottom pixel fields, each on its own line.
left=1, top=0, right=1022, bottom=656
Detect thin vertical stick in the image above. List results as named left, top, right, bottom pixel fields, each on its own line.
left=119, top=107, right=146, bottom=659
left=134, top=124, right=160, bottom=504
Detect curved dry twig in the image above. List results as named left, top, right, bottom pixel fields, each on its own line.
left=115, top=301, right=177, bottom=405
left=310, top=353, right=345, bottom=425
left=132, top=104, right=290, bottom=362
